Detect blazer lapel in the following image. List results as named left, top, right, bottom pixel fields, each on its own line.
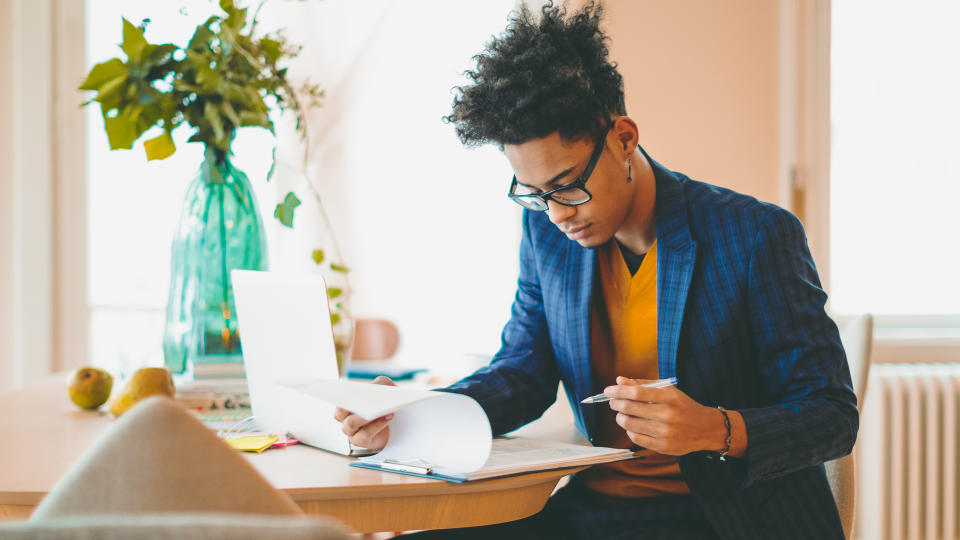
left=552, top=146, right=696, bottom=436
left=563, top=240, right=597, bottom=435
left=646, top=151, right=698, bottom=380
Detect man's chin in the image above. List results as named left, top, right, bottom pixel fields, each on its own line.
left=575, top=236, right=605, bottom=249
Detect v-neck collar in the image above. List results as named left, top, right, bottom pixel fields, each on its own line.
left=604, top=240, right=657, bottom=306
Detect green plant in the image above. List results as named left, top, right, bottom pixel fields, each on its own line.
left=80, top=0, right=321, bottom=160
left=79, top=0, right=351, bottom=327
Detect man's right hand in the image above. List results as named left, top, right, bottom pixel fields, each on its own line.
left=332, top=375, right=397, bottom=451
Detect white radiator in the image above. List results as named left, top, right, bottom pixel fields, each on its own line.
left=856, top=364, right=960, bottom=540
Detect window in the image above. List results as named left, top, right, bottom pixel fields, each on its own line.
left=830, top=0, right=960, bottom=318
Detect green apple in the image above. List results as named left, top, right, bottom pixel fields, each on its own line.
left=67, top=367, right=114, bottom=410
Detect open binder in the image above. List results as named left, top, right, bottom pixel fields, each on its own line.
left=279, top=379, right=638, bottom=483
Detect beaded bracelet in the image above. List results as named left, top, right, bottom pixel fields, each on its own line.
left=717, top=406, right=732, bottom=461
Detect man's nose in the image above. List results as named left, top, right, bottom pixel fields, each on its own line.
left=545, top=200, right=575, bottom=224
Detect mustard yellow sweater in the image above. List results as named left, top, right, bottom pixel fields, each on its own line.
left=582, top=240, right=691, bottom=498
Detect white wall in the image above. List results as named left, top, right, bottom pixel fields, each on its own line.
left=0, top=0, right=15, bottom=392
left=564, top=0, right=782, bottom=206
left=258, top=0, right=522, bottom=375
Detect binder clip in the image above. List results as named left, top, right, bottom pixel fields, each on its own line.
left=382, top=458, right=433, bottom=475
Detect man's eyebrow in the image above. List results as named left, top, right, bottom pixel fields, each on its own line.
left=516, top=167, right=577, bottom=189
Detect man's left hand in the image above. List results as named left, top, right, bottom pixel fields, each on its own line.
left=605, top=376, right=726, bottom=456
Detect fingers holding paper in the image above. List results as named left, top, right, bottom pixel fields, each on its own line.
left=340, top=412, right=394, bottom=450
left=605, top=376, right=727, bottom=457
left=332, top=375, right=397, bottom=451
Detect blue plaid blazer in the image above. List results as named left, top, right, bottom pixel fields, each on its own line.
left=443, top=149, right=858, bottom=540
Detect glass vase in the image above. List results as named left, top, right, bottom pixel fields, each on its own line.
left=333, top=312, right=354, bottom=378
left=162, top=145, right=267, bottom=379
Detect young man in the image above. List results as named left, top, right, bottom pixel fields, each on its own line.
left=335, top=3, right=857, bottom=539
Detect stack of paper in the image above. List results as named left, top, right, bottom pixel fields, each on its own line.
left=281, top=379, right=637, bottom=483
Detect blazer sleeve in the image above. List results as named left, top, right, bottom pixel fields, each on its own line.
left=437, top=210, right=561, bottom=435
left=736, top=208, right=859, bottom=488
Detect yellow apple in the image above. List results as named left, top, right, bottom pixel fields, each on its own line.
left=67, top=367, right=114, bottom=410
left=108, top=367, right=176, bottom=417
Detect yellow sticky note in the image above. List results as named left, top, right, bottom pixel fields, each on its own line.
left=225, top=435, right=279, bottom=453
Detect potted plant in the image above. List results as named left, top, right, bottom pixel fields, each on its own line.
left=79, top=0, right=353, bottom=379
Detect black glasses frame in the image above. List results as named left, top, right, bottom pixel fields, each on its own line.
left=508, top=122, right=615, bottom=211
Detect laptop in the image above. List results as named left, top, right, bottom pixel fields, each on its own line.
left=231, top=269, right=366, bottom=456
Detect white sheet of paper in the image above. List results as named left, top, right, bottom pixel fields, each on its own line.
left=280, top=379, right=435, bottom=420
left=278, top=378, right=492, bottom=473
left=469, top=438, right=633, bottom=478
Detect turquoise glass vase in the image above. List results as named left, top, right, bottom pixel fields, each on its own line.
left=163, top=145, right=267, bottom=378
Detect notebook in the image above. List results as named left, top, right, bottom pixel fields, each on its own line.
left=231, top=270, right=367, bottom=456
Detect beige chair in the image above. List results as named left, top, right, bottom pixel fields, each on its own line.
left=352, top=318, right=399, bottom=362
left=0, top=396, right=350, bottom=539
left=825, top=314, right=874, bottom=540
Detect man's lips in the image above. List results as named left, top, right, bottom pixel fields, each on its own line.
left=563, top=223, right=592, bottom=240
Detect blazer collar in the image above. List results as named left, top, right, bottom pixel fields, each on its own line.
left=642, top=145, right=695, bottom=251
left=640, top=145, right=698, bottom=381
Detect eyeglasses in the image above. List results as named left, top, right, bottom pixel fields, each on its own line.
left=508, top=122, right=614, bottom=211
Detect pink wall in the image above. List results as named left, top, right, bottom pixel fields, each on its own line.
left=585, top=0, right=781, bottom=204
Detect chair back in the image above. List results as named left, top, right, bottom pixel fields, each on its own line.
left=352, top=318, right=399, bottom=361
left=2, top=514, right=349, bottom=540
left=31, top=396, right=303, bottom=519
left=20, top=397, right=350, bottom=539
left=839, top=314, right=874, bottom=413
left=826, top=313, right=874, bottom=540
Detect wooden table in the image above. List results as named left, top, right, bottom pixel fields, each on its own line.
left=0, top=377, right=582, bottom=532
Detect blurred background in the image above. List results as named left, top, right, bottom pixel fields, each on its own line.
left=1, top=1, right=958, bottom=537
left=5, top=0, right=958, bottom=385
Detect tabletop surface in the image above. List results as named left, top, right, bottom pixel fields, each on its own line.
left=0, top=375, right=583, bottom=532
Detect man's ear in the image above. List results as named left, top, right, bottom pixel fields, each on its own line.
left=612, top=116, right=639, bottom=157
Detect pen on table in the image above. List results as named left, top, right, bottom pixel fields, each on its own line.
left=580, top=377, right=678, bottom=404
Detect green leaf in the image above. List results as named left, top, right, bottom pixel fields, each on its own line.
left=311, top=249, right=325, bottom=264
left=327, top=288, right=342, bottom=299
left=196, top=63, right=222, bottom=92
left=238, top=110, right=271, bottom=129
left=104, top=115, right=138, bottom=149
left=92, top=76, right=128, bottom=110
left=330, top=313, right=341, bottom=326
left=144, top=43, right=178, bottom=69
left=224, top=7, right=247, bottom=33
left=120, top=19, right=149, bottom=61
left=330, top=263, right=350, bottom=273
left=144, top=131, right=176, bottom=161
left=273, top=192, right=301, bottom=228
left=188, top=17, right=217, bottom=52
left=260, top=38, right=282, bottom=64
left=79, top=58, right=127, bottom=91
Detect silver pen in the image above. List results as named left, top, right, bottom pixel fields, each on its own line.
left=580, top=377, right=678, bottom=404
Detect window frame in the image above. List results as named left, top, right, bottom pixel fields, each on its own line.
left=0, top=0, right=88, bottom=391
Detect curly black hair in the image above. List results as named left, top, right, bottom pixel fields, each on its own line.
left=444, top=1, right=625, bottom=148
